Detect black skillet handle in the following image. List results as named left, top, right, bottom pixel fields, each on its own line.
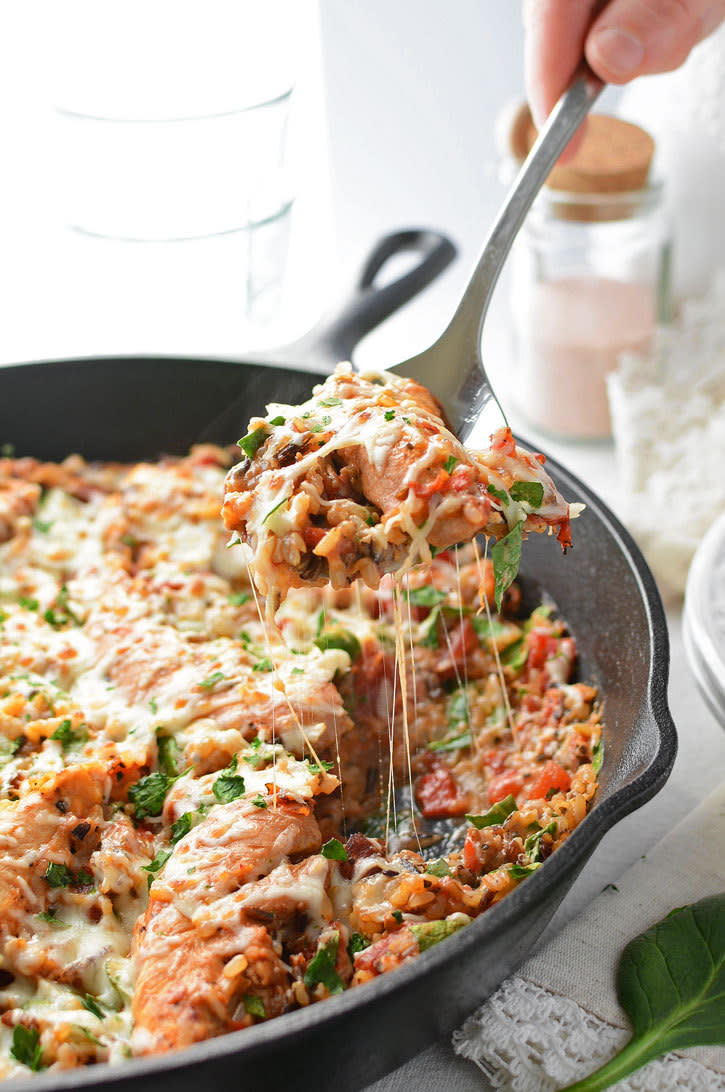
left=275, top=229, right=457, bottom=372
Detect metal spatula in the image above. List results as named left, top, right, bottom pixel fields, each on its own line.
left=390, top=69, right=604, bottom=442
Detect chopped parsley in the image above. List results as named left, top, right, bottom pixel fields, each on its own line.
left=252, top=659, right=273, bottom=673
left=500, top=637, right=528, bottom=672
left=32, top=518, right=53, bottom=534
left=251, top=794, right=268, bottom=809
left=35, top=909, right=70, bottom=929
left=304, top=932, right=345, bottom=995
left=128, top=772, right=172, bottom=821
left=348, top=933, right=370, bottom=959
left=391, top=910, right=403, bottom=924
left=10, top=1025, right=43, bottom=1071
left=44, top=862, right=75, bottom=888
left=199, top=671, right=226, bottom=690
left=142, top=850, right=171, bottom=886
left=44, top=585, right=82, bottom=629
left=237, top=427, right=268, bottom=459
left=149, top=697, right=158, bottom=715
left=50, top=719, right=87, bottom=750
left=318, top=397, right=342, bottom=407
left=170, top=812, right=193, bottom=843
left=321, top=837, right=348, bottom=862
left=384, top=410, right=395, bottom=421
left=18, top=597, right=39, bottom=611
left=466, top=794, right=517, bottom=829
left=228, top=592, right=251, bottom=607
left=212, top=768, right=246, bottom=804
left=510, top=480, right=544, bottom=507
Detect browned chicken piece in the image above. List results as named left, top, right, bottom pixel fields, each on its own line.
left=0, top=764, right=107, bottom=977
left=132, top=797, right=321, bottom=1054
left=0, top=476, right=40, bottom=542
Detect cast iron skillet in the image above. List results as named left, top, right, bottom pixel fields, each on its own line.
left=1, top=230, right=676, bottom=1092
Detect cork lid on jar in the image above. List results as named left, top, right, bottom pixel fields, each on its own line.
left=501, top=102, right=656, bottom=221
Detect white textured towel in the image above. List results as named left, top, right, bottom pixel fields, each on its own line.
left=453, top=782, right=725, bottom=1091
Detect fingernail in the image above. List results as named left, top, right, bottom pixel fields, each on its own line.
left=590, top=27, right=645, bottom=76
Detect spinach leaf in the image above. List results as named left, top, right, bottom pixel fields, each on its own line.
left=321, top=837, right=348, bottom=861
left=444, top=455, right=458, bottom=474
left=492, top=521, right=523, bottom=612
left=10, top=1025, right=44, bottom=1071
left=314, top=630, right=361, bottom=660
left=428, top=731, right=472, bottom=754
left=466, top=795, right=517, bottom=829
left=560, top=893, right=725, bottom=1092
left=171, top=812, right=193, bottom=843
left=407, top=586, right=447, bottom=609
left=156, top=733, right=179, bottom=778
left=510, top=481, right=544, bottom=507
left=212, top=770, right=245, bottom=804
left=304, top=932, right=345, bottom=994
left=487, top=484, right=509, bottom=506
left=446, top=688, right=470, bottom=729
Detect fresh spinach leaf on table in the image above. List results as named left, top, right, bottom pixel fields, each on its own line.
left=560, top=892, right=725, bottom=1091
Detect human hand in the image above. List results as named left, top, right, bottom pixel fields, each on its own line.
left=525, top=0, right=725, bottom=127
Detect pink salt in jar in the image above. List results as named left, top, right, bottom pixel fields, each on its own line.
left=508, top=115, right=670, bottom=440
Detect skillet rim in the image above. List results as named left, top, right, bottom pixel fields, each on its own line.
left=0, top=359, right=676, bottom=1091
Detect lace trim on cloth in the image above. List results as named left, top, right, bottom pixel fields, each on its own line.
left=452, top=976, right=725, bottom=1092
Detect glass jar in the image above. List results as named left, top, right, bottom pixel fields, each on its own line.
left=510, top=183, right=670, bottom=440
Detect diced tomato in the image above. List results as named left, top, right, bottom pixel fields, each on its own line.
left=450, top=465, right=476, bottom=492
left=525, top=760, right=571, bottom=801
left=490, top=427, right=517, bottom=457
left=526, top=629, right=561, bottom=670
left=354, top=933, right=394, bottom=972
left=482, top=748, right=508, bottom=775
left=412, top=467, right=451, bottom=499
left=463, top=829, right=481, bottom=874
left=303, top=525, right=327, bottom=548
left=415, top=763, right=467, bottom=818
left=487, top=769, right=524, bottom=804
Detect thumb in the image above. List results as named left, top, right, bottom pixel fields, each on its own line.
left=586, top=0, right=725, bottom=83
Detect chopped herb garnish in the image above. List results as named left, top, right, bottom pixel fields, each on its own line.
left=251, top=794, right=268, bottom=809
left=425, top=858, right=451, bottom=878
left=44, top=862, right=75, bottom=887
left=252, top=658, right=274, bottom=672
left=510, top=480, right=544, bottom=507
left=487, top=483, right=509, bottom=505
left=384, top=410, right=395, bottom=421
left=76, top=868, right=94, bottom=888
left=237, top=427, right=268, bottom=459
left=199, top=670, right=226, bottom=690
left=365, top=513, right=377, bottom=526
left=466, top=794, right=517, bottom=829
left=471, top=615, right=508, bottom=643
left=292, top=666, right=304, bottom=674
left=444, top=455, right=458, bottom=474
left=156, top=734, right=179, bottom=778
left=321, top=837, right=348, bottom=862
left=318, top=397, right=342, bottom=407
left=50, top=719, right=87, bottom=750
left=242, top=994, right=266, bottom=1019
left=314, top=630, right=361, bottom=660
left=447, top=688, right=470, bottom=729
left=304, top=933, right=345, bottom=994
left=18, top=597, right=39, bottom=611
left=149, top=697, right=158, bottom=715
left=407, top=586, right=447, bottom=609
left=32, top=518, right=53, bottom=534
left=307, top=758, right=335, bottom=774
left=492, top=521, right=523, bottom=613
left=523, top=821, right=557, bottom=862
left=268, top=415, right=285, bottom=426
left=212, top=770, right=246, bottom=804
left=348, top=933, right=370, bottom=959
left=128, top=772, right=172, bottom=821
left=500, top=637, right=528, bottom=671
left=142, top=850, right=171, bottom=885
left=35, top=909, right=70, bottom=929
left=391, top=910, right=403, bottom=924
left=81, top=995, right=105, bottom=1020
left=262, top=496, right=289, bottom=523
left=592, top=736, right=604, bottom=775
left=10, top=1025, right=43, bottom=1071
left=171, top=812, right=193, bottom=843
left=228, top=592, right=251, bottom=607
